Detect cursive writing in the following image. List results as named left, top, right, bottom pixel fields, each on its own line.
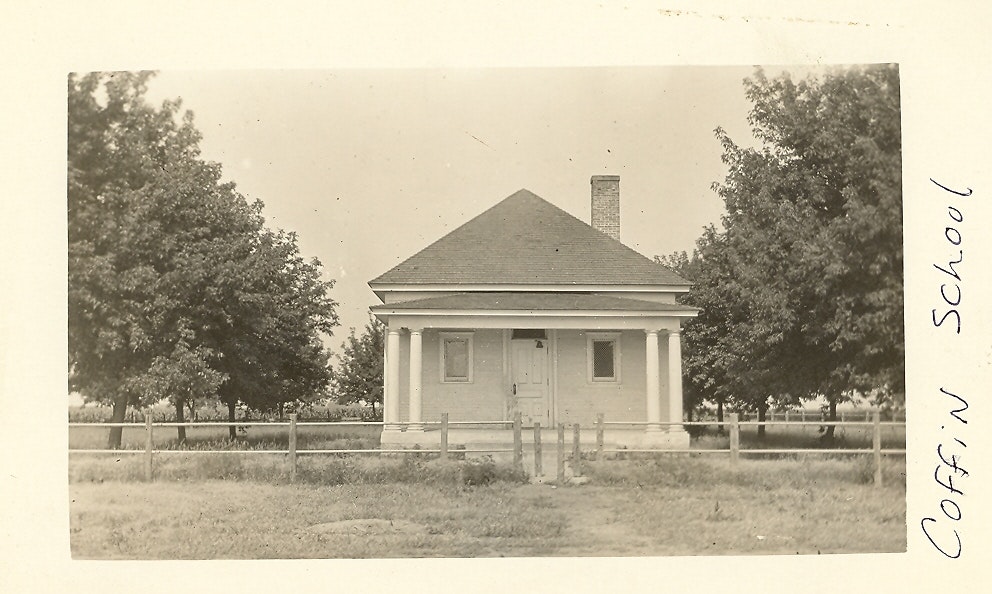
left=920, top=387, right=969, bottom=558
left=930, top=178, right=970, bottom=334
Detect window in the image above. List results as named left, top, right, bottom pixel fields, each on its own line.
left=440, top=332, right=473, bottom=383
left=587, top=332, right=620, bottom=383
left=511, top=329, right=547, bottom=339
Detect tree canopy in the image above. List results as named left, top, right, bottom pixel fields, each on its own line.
left=68, top=72, right=339, bottom=445
left=331, top=316, right=385, bottom=416
left=670, top=65, right=903, bottom=432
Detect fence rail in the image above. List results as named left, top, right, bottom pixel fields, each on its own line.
left=70, top=410, right=904, bottom=487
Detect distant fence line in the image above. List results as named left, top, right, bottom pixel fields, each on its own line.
left=723, top=409, right=905, bottom=423
left=70, top=410, right=904, bottom=486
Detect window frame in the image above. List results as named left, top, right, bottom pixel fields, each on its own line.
left=586, top=332, right=621, bottom=384
left=439, top=331, right=474, bottom=384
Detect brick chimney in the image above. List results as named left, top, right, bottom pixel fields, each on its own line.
left=590, top=175, right=620, bottom=240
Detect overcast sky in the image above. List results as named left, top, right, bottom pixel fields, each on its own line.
left=145, top=66, right=771, bottom=350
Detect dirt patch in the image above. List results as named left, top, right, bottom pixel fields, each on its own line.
left=306, top=519, right=429, bottom=536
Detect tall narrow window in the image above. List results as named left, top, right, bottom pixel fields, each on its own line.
left=440, top=332, right=473, bottom=383
left=587, top=332, right=620, bottom=383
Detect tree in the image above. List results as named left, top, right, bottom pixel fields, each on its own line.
left=673, top=64, right=903, bottom=440
left=130, top=342, right=227, bottom=442
left=655, top=251, right=709, bottom=423
left=68, top=72, right=339, bottom=446
left=331, top=316, right=385, bottom=416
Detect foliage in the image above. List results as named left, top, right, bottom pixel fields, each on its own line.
left=67, top=400, right=374, bottom=423
left=460, top=456, right=528, bottom=486
left=667, top=65, right=903, bottom=428
left=69, top=454, right=528, bottom=488
left=331, top=315, right=384, bottom=413
left=68, top=72, right=338, bottom=446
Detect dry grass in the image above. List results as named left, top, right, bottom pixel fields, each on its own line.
left=69, top=455, right=906, bottom=558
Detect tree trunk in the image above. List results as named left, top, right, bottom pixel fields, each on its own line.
left=174, top=397, right=187, bottom=443
left=823, top=397, right=838, bottom=442
left=278, top=401, right=284, bottom=420
left=717, top=400, right=724, bottom=434
left=757, top=404, right=768, bottom=440
left=228, top=400, right=237, bottom=440
left=108, top=396, right=127, bottom=449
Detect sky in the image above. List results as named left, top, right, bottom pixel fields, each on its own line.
left=144, top=66, right=767, bottom=351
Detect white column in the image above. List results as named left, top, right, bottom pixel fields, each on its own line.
left=668, top=329, right=685, bottom=433
left=385, top=329, right=401, bottom=431
left=645, top=329, right=662, bottom=432
left=408, top=328, right=424, bottom=431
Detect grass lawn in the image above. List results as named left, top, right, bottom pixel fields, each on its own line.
left=69, top=456, right=906, bottom=558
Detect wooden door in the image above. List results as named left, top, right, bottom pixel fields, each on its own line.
left=511, top=339, right=549, bottom=426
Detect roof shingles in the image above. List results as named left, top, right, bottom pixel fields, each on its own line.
left=370, top=189, right=689, bottom=286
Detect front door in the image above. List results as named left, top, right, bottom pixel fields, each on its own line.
left=511, top=339, right=549, bottom=426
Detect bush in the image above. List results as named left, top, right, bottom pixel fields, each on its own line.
left=684, top=424, right=707, bottom=439
left=460, top=456, right=528, bottom=486
left=70, top=453, right=528, bottom=487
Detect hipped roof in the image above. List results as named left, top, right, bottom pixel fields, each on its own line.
left=369, top=189, right=690, bottom=287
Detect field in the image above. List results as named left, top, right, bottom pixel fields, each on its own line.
left=69, top=455, right=906, bottom=558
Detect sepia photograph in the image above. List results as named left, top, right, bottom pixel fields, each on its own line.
left=3, top=2, right=990, bottom=593
left=67, top=65, right=906, bottom=558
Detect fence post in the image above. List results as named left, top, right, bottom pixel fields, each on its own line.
left=572, top=423, right=582, bottom=477
left=289, top=413, right=298, bottom=483
left=595, top=413, right=604, bottom=461
left=729, top=413, right=740, bottom=466
left=440, top=412, right=449, bottom=460
left=513, top=411, right=523, bottom=468
left=873, top=410, right=882, bottom=488
left=801, top=409, right=806, bottom=423
left=785, top=410, right=790, bottom=423
left=144, top=412, right=154, bottom=482
left=534, top=422, right=542, bottom=477
left=557, top=423, right=566, bottom=483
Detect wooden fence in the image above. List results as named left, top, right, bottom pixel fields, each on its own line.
left=69, top=410, right=905, bottom=487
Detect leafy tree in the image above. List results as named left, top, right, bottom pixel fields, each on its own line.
left=672, top=64, right=903, bottom=440
left=130, top=342, right=228, bottom=442
left=655, top=251, right=710, bottom=424
left=68, top=72, right=338, bottom=446
left=331, top=316, right=384, bottom=416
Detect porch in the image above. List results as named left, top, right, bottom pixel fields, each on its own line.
left=372, top=293, right=699, bottom=451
